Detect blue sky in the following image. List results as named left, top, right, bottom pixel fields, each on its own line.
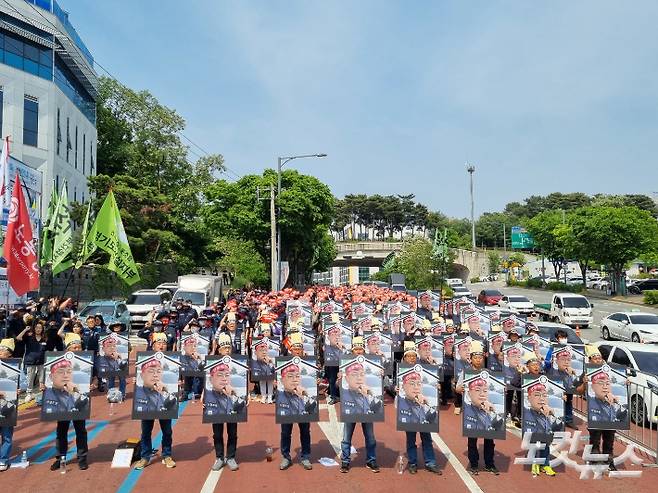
left=63, top=0, right=658, bottom=218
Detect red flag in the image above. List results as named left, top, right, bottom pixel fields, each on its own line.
left=4, top=171, right=39, bottom=295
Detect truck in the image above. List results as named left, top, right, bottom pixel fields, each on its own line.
left=173, top=275, right=223, bottom=313
left=533, top=293, right=594, bottom=328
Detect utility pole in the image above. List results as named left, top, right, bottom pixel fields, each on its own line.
left=258, top=184, right=277, bottom=291
left=467, top=164, right=476, bottom=250
left=503, top=223, right=507, bottom=253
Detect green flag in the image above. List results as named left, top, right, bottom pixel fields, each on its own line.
left=40, top=182, right=58, bottom=267
left=51, top=181, right=73, bottom=275
left=74, top=200, right=91, bottom=269
left=83, top=190, right=140, bottom=285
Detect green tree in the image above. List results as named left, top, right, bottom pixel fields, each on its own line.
left=211, top=237, right=269, bottom=288
left=394, top=236, right=451, bottom=290
left=526, top=210, right=567, bottom=279
left=567, top=206, right=658, bottom=294
left=488, top=251, right=502, bottom=273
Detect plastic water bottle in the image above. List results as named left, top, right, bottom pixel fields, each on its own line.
left=21, top=450, right=28, bottom=467
left=397, top=454, right=404, bottom=474
left=265, top=446, right=273, bottom=462
left=60, top=455, right=67, bottom=474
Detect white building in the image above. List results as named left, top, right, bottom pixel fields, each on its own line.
left=0, top=0, right=97, bottom=222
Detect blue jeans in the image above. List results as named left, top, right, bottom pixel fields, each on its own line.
left=341, top=422, right=376, bottom=464
left=406, top=432, right=436, bottom=466
left=565, top=394, right=573, bottom=424
left=108, top=376, right=127, bottom=396
left=0, top=426, right=14, bottom=465
left=280, top=423, right=311, bottom=461
left=140, top=419, right=172, bottom=459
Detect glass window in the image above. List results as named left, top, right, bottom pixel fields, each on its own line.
left=611, top=348, right=631, bottom=367
left=23, top=97, right=38, bottom=147
left=0, top=90, right=3, bottom=137
left=23, top=43, right=39, bottom=62
left=598, top=344, right=612, bottom=360
left=66, top=117, right=71, bottom=162
left=82, top=134, right=86, bottom=173
left=54, top=55, right=96, bottom=124
left=74, top=126, right=78, bottom=168
left=631, top=351, right=658, bottom=375
left=5, top=35, right=22, bottom=55
left=56, top=108, right=61, bottom=155
left=629, top=314, right=658, bottom=324
left=55, top=175, right=59, bottom=191
left=73, top=186, right=77, bottom=202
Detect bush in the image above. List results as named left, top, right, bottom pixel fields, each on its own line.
left=470, top=276, right=480, bottom=283
left=644, top=290, right=658, bottom=305
left=506, top=279, right=527, bottom=288
left=526, top=277, right=543, bottom=288
left=546, top=281, right=584, bottom=293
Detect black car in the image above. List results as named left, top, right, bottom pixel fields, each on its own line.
left=629, top=279, right=658, bottom=294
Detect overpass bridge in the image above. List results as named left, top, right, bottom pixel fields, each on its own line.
left=333, top=241, right=490, bottom=281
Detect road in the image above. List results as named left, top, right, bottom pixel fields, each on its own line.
left=469, top=280, right=658, bottom=344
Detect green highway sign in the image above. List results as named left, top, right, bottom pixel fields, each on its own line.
left=511, top=226, right=534, bottom=249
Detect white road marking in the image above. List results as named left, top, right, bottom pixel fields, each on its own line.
left=200, top=467, right=224, bottom=493
left=430, top=434, right=484, bottom=493
left=317, top=403, right=344, bottom=457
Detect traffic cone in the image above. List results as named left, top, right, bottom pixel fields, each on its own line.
left=575, top=325, right=581, bottom=338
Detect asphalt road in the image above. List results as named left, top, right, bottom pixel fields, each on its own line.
left=469, top=280, right=658, bottom=344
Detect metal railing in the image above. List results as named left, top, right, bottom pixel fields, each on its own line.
left=334, top=242, right=403, bottom=253
left=573, top=378, right=658, bottom=463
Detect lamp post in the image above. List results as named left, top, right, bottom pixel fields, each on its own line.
left=276, top=153, right=327, bottom=290
left=466, top=164, right=476, bottom=250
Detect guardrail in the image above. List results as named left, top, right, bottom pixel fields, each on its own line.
left=573, top=379, right=658, bottom=463
left=334, top=242, right=403, bottom=253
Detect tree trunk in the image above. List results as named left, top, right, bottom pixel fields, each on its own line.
left=579, top=260, right=588, bottom=287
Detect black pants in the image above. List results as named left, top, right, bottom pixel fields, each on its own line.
left=325, top=366, right=339, bottom=399
left=56, top=420, right=87, bottom=458
left=506, top=389, right=521, bottom=419
left=467, top=437, right=494, bottom=468
left=441, top=375, right=453, bottom=404
left=589, top=429, right=615, bottom=460
left=212, top=422, right=238, bottom=460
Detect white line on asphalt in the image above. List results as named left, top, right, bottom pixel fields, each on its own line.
left=430, top=434, right=484, bottom=493
left=199, top=467, right=224, bottom=493
left=317, top=403, right=344, bottom=457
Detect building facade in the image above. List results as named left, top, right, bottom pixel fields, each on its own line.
left=0, top=0, right=97, bottom=221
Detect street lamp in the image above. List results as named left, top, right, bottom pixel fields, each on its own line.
left=276, top=153, right=327, bottom=290
left=466, top=164, right=476, bottom=250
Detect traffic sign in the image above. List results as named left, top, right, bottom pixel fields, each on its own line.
left=511, top=226, right=534, bottom=249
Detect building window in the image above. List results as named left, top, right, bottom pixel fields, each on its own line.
left=0, top=29, right=53, bottom=81
left=82, top=134, right=86, bottom=173
left=0, top=89, right=3, bottom=138
left=82, top=192, right=85, bottom=203
left=90, top=143, right=94, bottom=173
left=66, top=117, right=71, bottom=162
left=56, top=108, right=61, bottom=155
left=74, top=126, right=78, bottom=168
left=53, top=54, right=95, bottom=124
left=55, top=174, right=59, bottom=192
left=23, top=97, right=38, bottom=147
left=358, top=266, right=370, bottom=283
left=73, top=186, right=77, bottom=202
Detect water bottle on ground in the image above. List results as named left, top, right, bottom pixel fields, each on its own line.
left=60, top=455, right=67, bottom=474
left=265, top=446, right=273, bottom=462
left=397, top=454, right=404, bottom=474
left=21, top=450, right=28, bottom=467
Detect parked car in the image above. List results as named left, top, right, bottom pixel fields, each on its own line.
left=534, top=321, right=584, bottom=345
left=477, top=289, right=503, bottom=305
left=533, top=293, right=594, bottom=328
left=594, top=341, right=658, bottom=425
left=78, top=300, right=131, bottom=330
left=628, top=279, right=658, bottom=294
left=445, top=278, right=464, bottom=287
left=498, top=295, right=534, bottom=315
left=126, top=289, right=172, bottom=329
left=586, top=276, right=602, bottom=288
left=452, top=285, right=473, bottom=299
left=600, top=312, right=658, bottom=343
left=565, top=276, right=584, bottom=286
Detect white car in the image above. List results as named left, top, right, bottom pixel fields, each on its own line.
left=498, top=295, right=534, bottom=315
left=600, top=312, right=658, bottom=343
left=565, top=276, right=584, bottom=286
left=445, top=278, right=464, bottom=287
left=594, top=341, right=658, bottom=425
left=452, top=285, right=472, bottom=298
left=126, top=289, right=172, bottom=328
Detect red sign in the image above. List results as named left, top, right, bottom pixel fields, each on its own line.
left=3, top=171, right=39, bottom=295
